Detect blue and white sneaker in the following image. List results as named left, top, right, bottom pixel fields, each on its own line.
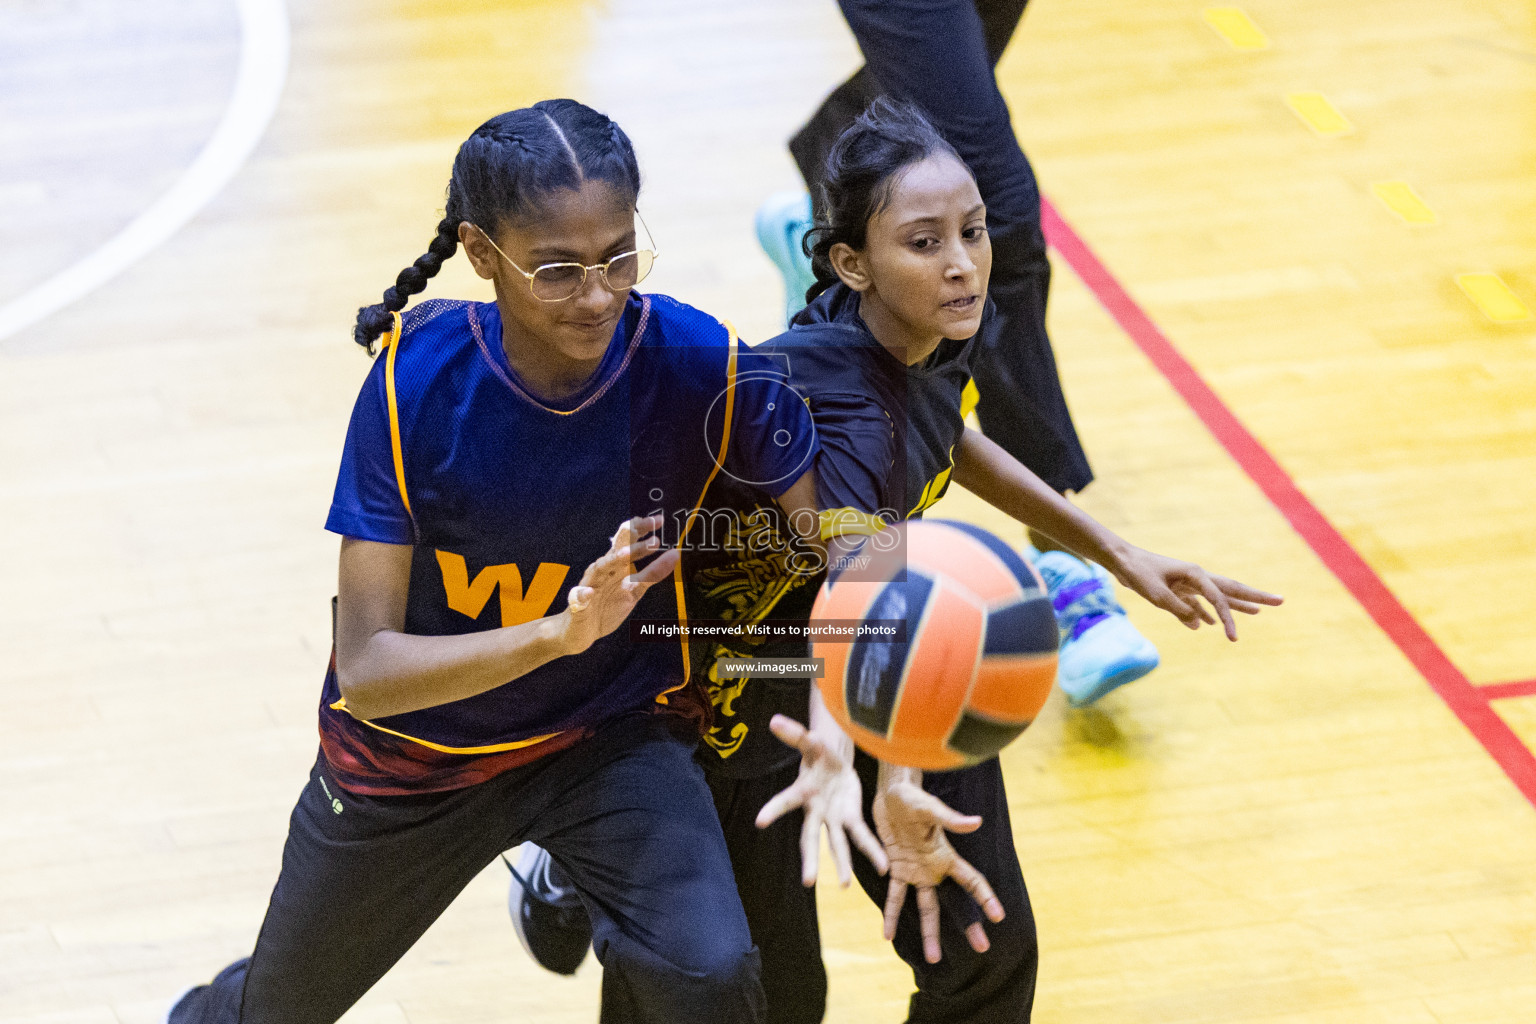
left=506, top=842, right=591, bottom=976
left=754, top=191, right=819, bottom=326
left=1032, top=549, right=1160, bottom=706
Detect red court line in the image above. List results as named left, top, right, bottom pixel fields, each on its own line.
left=1040, top=197, right=1536, bottom=809
left=1481, top=680, right=1536, bottom=702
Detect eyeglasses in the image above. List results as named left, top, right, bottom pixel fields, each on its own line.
left=475, top=211, right=660, bottom=302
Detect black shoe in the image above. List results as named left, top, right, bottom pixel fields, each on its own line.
left=505, top=842, right=592, bottom=975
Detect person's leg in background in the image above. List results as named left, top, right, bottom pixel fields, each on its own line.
left=796, top=0, right=1084, bottom=496
left=768, top=0, right=1159, bottom=706
left=788, top=0, right=1028, bottom=194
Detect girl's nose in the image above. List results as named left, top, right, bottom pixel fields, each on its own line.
left=947, top=245, right=976, bottom=277
left=574, top=267, right=615, bottom=310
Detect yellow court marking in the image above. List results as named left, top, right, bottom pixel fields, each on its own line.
left=1285, top=92, right=1354, bottom=136
left=1371, top=180, right=1437, bottom=225
left=1456, top=273, right=1533, bottom=322
left=1202, top=7, right=1270, bottom=50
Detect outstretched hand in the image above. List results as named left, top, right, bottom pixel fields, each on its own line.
left=559, top=515, right=678, bottom=654
left=874, top=776, right=1005, bottom=964
left=1109, top=546, right=1283, bottom=640
left=756, top=713, right=888, bottom=886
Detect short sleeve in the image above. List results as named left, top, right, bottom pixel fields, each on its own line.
left=324, top=357, right=415, bottom=544
left=808, top=391, right=898, bottom=540
left=722, top=343, right=822, bottom=498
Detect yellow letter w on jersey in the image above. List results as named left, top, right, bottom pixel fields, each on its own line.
left=435, top=550, right=570, bottom=627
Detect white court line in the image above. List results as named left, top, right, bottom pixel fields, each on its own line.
left=0, top=0, right=290, bottom=344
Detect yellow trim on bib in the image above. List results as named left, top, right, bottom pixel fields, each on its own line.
left=659, top=323, right=741, bottom=702
left=381, top=311, right=413, bottom=519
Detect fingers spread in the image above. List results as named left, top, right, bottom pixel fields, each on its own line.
left=910, top=789, right=983, bottom=834
left=755, top=781, right=808, bottom=829
left=616, top=534, right=661, bottom=566
left=1215, top=575, right=1284, bottom=606
left=949, top=856, right=1004, bottom=923
left=965, top=921, right=991, bottom=954
left=1172, top=581, right=1217, bottom=626
left=612, top=514, right=661, bottom=549
left=828, top=821, right=853, bottom=888
left=798, top=811, right=821, bottom=887
left=767, top=713, right=810, bottom=752
left=917, top=885, right=942, bottom=963
left=630, top=547, right=680, bottom=587
left=1194, top=574, right=1238, bottom=639
left=1149, top=583, right=1201, bottom=629
left=883, top=880, right=907, bottom=941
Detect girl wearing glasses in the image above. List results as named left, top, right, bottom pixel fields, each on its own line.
left=165, top=99, right=820, bottom=1023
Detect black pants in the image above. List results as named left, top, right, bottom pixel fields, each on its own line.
left=710, top=762, right=826, bottom=1024
left=712, top=756, right=1037, bottom=1023
left=789, top=0, right=1093, bottom=494
left=173, top=715, right=764, bottom=1024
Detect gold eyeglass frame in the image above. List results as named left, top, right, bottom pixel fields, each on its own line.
left=474, top=210, right=660, bottom=302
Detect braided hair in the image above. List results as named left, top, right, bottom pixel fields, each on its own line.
left=353, top=99, right=642, bottom=351
left=803, top=97, right=964, bottom=306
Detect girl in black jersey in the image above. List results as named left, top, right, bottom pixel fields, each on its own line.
left=511, top=100, right=1280, bottom=1024
left=744, top=98, right=1282, bottom=1022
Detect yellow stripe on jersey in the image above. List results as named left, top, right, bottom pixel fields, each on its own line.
left=820, top=507, right=890, bottom=540
left=329, top=696, right=561, bottom=754
left=382, top=311, right=414, bottom=520
left=661, top=320, right=741, bottom=701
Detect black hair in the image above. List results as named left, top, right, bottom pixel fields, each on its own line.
left=803, top=97, right=966, bottom=305
left=353, top=99, right=642, bottom=351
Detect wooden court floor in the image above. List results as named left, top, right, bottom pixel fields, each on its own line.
left=2, top=0, right=1534, bottom=1021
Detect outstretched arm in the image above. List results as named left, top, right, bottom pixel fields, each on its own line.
left=335, top=516, right=678, bottom=719
left=952, top=427, right=1282, bottom=638
left=756, top=697, right=888, bottom=885
left=756, top=472, right=888, bottom=885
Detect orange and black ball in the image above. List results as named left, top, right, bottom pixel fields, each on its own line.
left=812, top=519, right=1058, bottom=771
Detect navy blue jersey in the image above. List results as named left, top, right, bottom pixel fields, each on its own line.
left=690, top=283, right=984, bottom=777
left=321, top=293, right=816, bottom=793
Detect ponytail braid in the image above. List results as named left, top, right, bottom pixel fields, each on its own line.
left=353, top=194, right=464, bottom=352
left=350, top=101, right=642, bottom=353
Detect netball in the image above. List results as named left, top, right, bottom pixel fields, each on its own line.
left=811, top=520, right=1059, bottom=771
